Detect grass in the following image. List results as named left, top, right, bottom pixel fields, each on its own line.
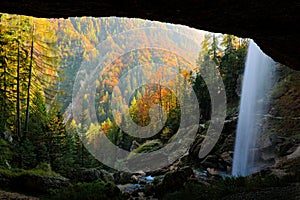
left=0, top=167, right=62, bottom=178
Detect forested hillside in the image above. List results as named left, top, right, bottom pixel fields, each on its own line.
left=0, top=13, right=248, bottom=172
left=0, top=13, right=257, bottom=199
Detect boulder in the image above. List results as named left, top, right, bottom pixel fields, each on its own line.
left=201, top=155, right=219, bottom=169
left=13, top=175, right=70, bottom=194
left=220, top=151, right=233, bottom=165
left=99, top=169, right=114, bottom=182
left=113, top=171, right=132, bottom=184
left=160, top=166, right=194, bottom=193
left=222, top=116, right=238, bottom=134
left=75, top=168, right=114, bottom=183
left=0, top=171, right=15, bottom=188
left=78, top=168, right=102, bottom=182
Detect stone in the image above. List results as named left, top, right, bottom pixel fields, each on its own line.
left=201, top=155, right=219, bottom=169
left=114, top=171, right=133, bottom=184
left=13, top=175, right=70, bottom=194
left=160, top=166, right=194, bottom=193
left=287, top=146, right=300, bottom=160
left=276, top=141, right=295, bottom=157
left=260, top=150, right=275, bottom=162
left=0, top=1, right=299, bottom=70
left=78, top=168, right=102, bottom=182
left=74, top=168, right=115, bottom=183
left=206, top=168, right=219, bottom=176
left=223, top=116, right=238, bottom=134
left=99, top=169, right=114, bottom=182
left=143, top=183, right=155, bottom=196
left=220, top=151, right=233, bottom=164
left=260, top=136, right=273, bottom=149
left=0, top=171, right=14, bottom=188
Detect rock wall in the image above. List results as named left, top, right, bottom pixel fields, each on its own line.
left=257, top=64, right=300, bottom=176
left=0, top=0, right=299, bottom=70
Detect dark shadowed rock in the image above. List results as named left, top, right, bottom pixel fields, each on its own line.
left=0, top=1, right=299, bottom=70
left=13, top=175, right=70, bottom=194
left=77, top=168, right=101, bottom=182
left=160, top=166, right=194, bottom=193
left=114, top=171, right=133, bottom=184
left=73, top=168, right=114, bottom=183
left=99, top=169, right=115, bottom=182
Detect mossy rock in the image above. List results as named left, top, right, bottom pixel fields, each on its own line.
left=132, top=139, right=163, bottom=154
left=0, top=168, right=68, bottom=194
left=0, top=169, right=16, bottom=188
left=128, top=139, right=163, bottom=160
left=13, top=174, right=70, bottom=194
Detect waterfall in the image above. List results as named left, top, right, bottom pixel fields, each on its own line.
left=232, top=40, right=276, bottom=176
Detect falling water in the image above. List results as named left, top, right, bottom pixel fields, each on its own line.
left=232, top=40, right=276, bottom=176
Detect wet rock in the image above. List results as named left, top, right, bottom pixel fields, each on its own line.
left=270, top=135, right=286, bottom=145
left=220, top=134, right=236, bottom=152
left=202, top=154, right=230, bottom=171
left=223, top=116, right=238, bottom=134
left=276, top=141, right=295, bottom=157
left=201, top=155, right=219, bottom=169
left=220, top=151, right=233, bottom=165
left=131, top=175, right=139, bottom=183
left=260, top=150, right=275, bottom=162
left=260, top=136, right=273, bottom=149
left=206, top=168, right=220, bottom=176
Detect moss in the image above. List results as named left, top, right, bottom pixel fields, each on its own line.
left=133, top=139, right=163, bottom=153
left=128, top=139, right=163, bottom=159
left=0, top=168, right=61, bottom=178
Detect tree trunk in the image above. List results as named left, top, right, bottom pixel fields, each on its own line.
left=25, top=26, right=34, bottom=135
left=2, top=57, right=7, bottom=127
left=16, top=18, right=21, bottom=140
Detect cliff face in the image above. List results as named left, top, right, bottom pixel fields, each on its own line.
left=0, top=0, right=299, bottom=70
left=257, top=65, right=300, bottom=176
